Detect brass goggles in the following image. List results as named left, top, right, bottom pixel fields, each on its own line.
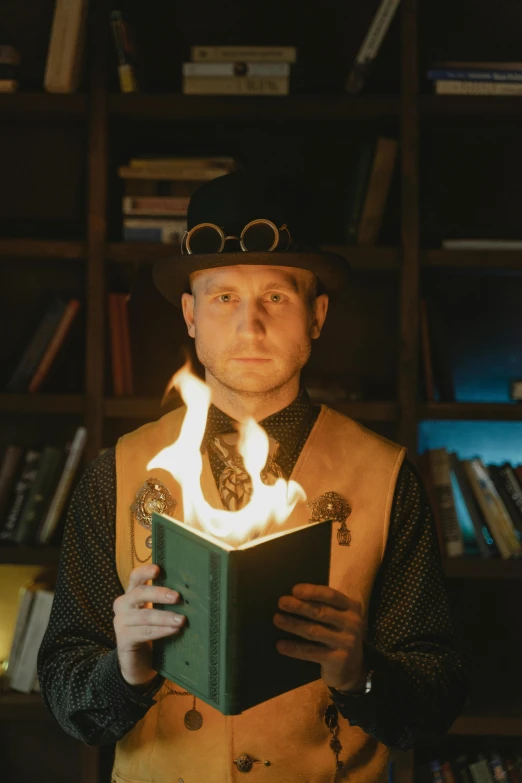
left=181, top=219, right=292, bottom=255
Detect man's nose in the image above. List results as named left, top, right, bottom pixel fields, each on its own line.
left=236, top=299, right=266, bottom=337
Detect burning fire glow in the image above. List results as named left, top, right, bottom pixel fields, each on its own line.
left=147, top=364, right=307, bottom=545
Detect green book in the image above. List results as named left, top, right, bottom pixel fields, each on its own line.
left=152, top=512, right=332, bottom=715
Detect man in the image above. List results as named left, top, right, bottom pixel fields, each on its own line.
left=38, top=171, right=468, bottom=782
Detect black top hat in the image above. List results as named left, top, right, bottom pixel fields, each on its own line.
left=152, top=170, right=351, bottom=306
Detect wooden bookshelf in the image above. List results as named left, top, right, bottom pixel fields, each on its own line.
left=0, top=239, right=86, bottom=260
left=450, top=706, right=522, bottom=736
left=0, top=395, right=86, bottom=415
left=444, top=558, right=522, bottom=580
left=0, top=547, right=61, bottom=566
left=419, top=403, right=522, bottom=421
left=420, top=94, right=522, bottom=116
left=0, top=93, right=87, bottom=115
left=422, top=249, right=522, bottom=271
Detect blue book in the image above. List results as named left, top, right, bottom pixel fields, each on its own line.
left=427, top=68, right=522, bottom=82
left=123, top=226, right=164, bottom=242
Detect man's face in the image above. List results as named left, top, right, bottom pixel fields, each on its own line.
left=181, top=265, right=328, bottom=396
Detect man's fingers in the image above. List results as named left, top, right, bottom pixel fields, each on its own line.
left=123, top=624, right=184, bottom=643
left=123, top=608, right=185, bottom=628
left=291, top=584, right=361, bottom=613
left=115, top=585, right=179, bottom=615
left=126, top=563, right=161, bottom=591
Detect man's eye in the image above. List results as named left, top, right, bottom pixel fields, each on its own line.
left=218, top=293, right=233, bottom=303
left=269, top=293, right=282, bottom=303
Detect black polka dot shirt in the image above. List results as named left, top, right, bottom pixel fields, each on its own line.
left=37, top=390, right=469, bottom=750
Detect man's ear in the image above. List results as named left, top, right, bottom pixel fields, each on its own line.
left=310, top=293, right=329, bottom=339
left=181, top=292, right=196, bottom=338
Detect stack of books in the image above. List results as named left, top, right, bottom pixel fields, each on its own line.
left=0, top=426, right=87, bottom=547
left=427, top=61, right=522, bottom=96
left=118, top=155, right=238, bottom=243
left=0, top=44, right=20, bottom=93
left=182, top=45, right=296, bottom=96
left=418, top=447, right=522, bottom=560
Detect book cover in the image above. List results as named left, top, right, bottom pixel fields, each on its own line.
left=488, top=465, right=522, bottom=539
left=469, top=757, right=495, bottom=783
left=427, top=448, right=464, bottom=557
left=0, top=445, right=24, bottom=525
left=450, top=453, right=499, bottom=559
left=190, top=46, right=297, bottom=63
left=427, top=68, right=522, bottom=82
left=44, top=0, right=88, bottom=93
left=10, top=589, right=55, bottom=693
left=0, top=450, right=42, bottom=543
left=5, top=584, right=37, bottom=688
left=122, top=196, right=190, bottom=217
left=152, top=512, right=332, bottom=715
left=182, top=62, right=290, bottom=78
left=435, top=80, right=522, bottom=95
left=182, top=75, right=289, bottom=96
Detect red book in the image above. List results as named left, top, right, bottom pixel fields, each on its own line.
left=28, top=299, right=81, bottom=393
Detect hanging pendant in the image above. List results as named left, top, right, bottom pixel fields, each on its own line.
left=184, top=696, right=203, bottom=731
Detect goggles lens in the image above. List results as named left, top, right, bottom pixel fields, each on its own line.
left=187, top=224, right=224, bottom=254
left=241, top=221, right=277, bottom=251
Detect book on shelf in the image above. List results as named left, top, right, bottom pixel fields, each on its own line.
left=357, top=137, right=398, bottom=245
left=183, top=62, right=290, bottom=78
left=442, top=239, right=522, bottom=251
left=12, top=446, right=64, bottom=545
left=128, top=155, right=236, bottom=172
left=28, top=299, right=81, bottom=393
left=122, top=218, right=187, bottom=244
left=9, top=587, right=54, bottom=694
left=488, top=465, right=522, bottom=541
left=425, top=448, right=465, bottom=558
left=418, top=752, right=522, bottom=783
left=0, top=445, right=24, bottom=524
left=108, top=293, right=134, bottom=395
left=0, top=450, right=42, bottom=544
left=345, top=0, right=401, bottom=95
left=190, top=46, right=297, bottom=63
left=44, top=0, right=88, bottom=93
left=110, top=10, right=139, bottom=93
left=152, top=511, right=332, bottom=715
left=122, top=195, right=190, bottom=217
left=182, top=75, right=289, bottom=96
left=344, top=139, right=375, bottom=244
left=449, top=453, right=499, bottom=559
left=427, top=65, right=522, bottom=82
left=0, top=44, right=20, bottom=92
left=434, top=80, right=522, bottom=95
left=118, top=164, right=237, bottom=181
left=419, top=298, right=455, bottom=402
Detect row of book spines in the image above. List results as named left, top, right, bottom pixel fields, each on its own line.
left=4, top=583, right=55, bottom=694
left=345, top=136, right=398, bottom=246
left=0, top=426, right=87, bottom=547
left=420, top=752, right=522, bottom=783
left=6, top=297, right=81, bottom=394
left=419, top=448, right=522, bottom=560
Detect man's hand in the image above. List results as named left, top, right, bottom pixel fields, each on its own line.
left=113, top=563, right=186, bottom=687
left=273, top=584, right=367, bottom=692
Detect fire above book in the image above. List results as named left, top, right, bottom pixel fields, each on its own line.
left=152, top=511, right=332, bottom=715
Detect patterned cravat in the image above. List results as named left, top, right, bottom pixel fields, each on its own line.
left=210, top=432, right=285, bottom=511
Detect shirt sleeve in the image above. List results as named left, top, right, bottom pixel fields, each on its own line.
left=37, top=448, right=164, bottom=746
left=330, top=458, right=470, bottom=749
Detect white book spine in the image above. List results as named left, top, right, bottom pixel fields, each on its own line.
left=354, top=0, right=401, bottom=64
left=182, top=75, right=289, bottom=96
left=5, top=589, right=36, bottom=686
left=183, top=62, right=290, bottom=77
left=464, top=460, right=517, bottom=558
left=44, top=0, right=88, bottom=93
left=10, top=590, right=54, bottom=694
left=39, top=426, right=87, bottom=544
left=190, top=46, right=297, bottom=63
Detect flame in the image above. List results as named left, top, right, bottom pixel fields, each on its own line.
left=147, top=364, right=307, bottom=545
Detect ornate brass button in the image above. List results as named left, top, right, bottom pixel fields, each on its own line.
left=234, top=753, right=254, bottom=772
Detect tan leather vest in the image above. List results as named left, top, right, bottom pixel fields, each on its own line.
left=113, top=405, right=405, bottom=783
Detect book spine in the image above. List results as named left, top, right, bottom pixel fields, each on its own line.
left=44, top=0, right=87, bottom=93
left=0, top=445, right=24, bottom=522
left=110, top=11, right=139, bottom=93
left=28, top=299, right=81, bottom=393
left=108, top=293, right=126, bottom=396
left=450, top=454, right=498, bottom=558
left=118, top=294, right=134, bottom=396
left=10, top=590, right=55, bottom=693
left=38, top=426, right=87, bottom=544
left=183, top=62, right=290, bottom=77
left=0, top=450, right=42, bottom=542
left=118, top=165, right=232, bottom=181
left=435, top=80, right=522, bottom=95
left=357, top=137, right=398, bottom=245
left=428, top=68, right=522, bottom=82
left=345, top=0, right=401, bottom=94
left=13, top=446, right=63, bottom=544
left=345, top=140, right=375, bottom=244
left=182, top=75, right=289, bottom=95
left=464, top=460, right=521, bottom=558
left=469, top=759, right=495, bottom=783
left=7, top=298, right=67, bottom=392
left=190, top=45, right=297, bottom=63
left=122, top=196, right=190, bottom=216
left=5, top=588, right=36, bottom=687
left=427, top=449, right=464, bottom=557
left=225, top=550, right=241, bottom=715
left=498, top=464, right=522, bottom=533
left=489, top=466, right=522, bottom=538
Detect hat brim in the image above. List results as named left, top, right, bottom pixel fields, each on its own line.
left=152, top=250, right=351, bottom=306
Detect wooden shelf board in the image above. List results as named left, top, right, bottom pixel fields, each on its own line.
left=419, top=403, right=522, bottom=421
left=107, top=242, right=401, bottom=271
left=420, top=94, right=522, bottom=116
left=104, top=397, right=397, bottom=422
left=450, top=707, right=522, bottom=736
left=108, top=93, right=400, bottom=120
left=0, top=395, right=86, bottom=414
left=0, top=692, right=51, bottom=721
left=0, top=239, right=86, bottom=260
left=0, top=546, right=61, bottom=566
left=444, top=558, right=522, bottom=579
left=0, top=92, right=87, bottom=115
left=423, top=250, right=522, bottom=271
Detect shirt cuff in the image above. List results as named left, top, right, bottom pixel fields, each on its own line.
left=96, top=649, right=165, bottom=711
